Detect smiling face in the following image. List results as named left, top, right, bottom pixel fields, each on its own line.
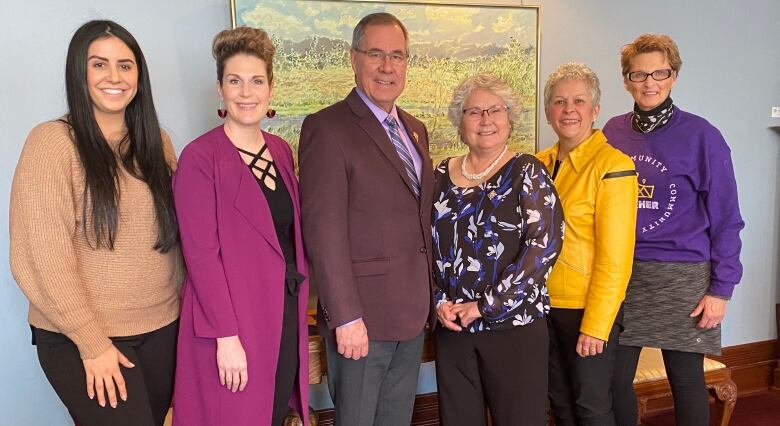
left=86, top=36, right=138, bottom=120
left=350, top=23, right=407, bottom=113
left=545, top=78, right=600, bottom=146
left=459, top=89, right=511, bottom=153
left=624, top=51, right=677, bottom=111
left=217, top=53, right=273, bottom=128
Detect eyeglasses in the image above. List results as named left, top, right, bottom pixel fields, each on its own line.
left=626, top=68, right=674, bottom=82
left=354, top=48, right=408, bottom=65
left=462, top=105, right=509, bottom=119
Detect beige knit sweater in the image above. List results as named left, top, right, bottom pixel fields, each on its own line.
left=9, top=120, right=183, bottom=359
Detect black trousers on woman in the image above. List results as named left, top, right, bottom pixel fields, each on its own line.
left=547, top=308, right=622, bottom=426
left=612, top=344, right=708, bottom=426
left=34, top=320, right=178, bottom=426
left=435, top=319, right=548, bottom=426
left=270, top=267, right=301, bottom=426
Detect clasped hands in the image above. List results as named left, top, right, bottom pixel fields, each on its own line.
left=436, top=301, right=481, bottom=332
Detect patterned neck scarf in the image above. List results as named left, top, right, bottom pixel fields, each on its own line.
left=632, top=97, right=674, bottom=133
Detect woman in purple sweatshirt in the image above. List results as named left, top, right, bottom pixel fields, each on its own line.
left=603, top=34, right=744, bottom=426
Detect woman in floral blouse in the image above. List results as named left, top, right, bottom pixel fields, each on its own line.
left=432, top=73, right=564, bottom=426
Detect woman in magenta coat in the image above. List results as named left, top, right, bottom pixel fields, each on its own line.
left=172, top=27, right=309, bottom=425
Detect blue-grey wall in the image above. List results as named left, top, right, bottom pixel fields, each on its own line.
left=1, top=0, right=778, bottom=423
left=534, top=0, right=780, bottom=350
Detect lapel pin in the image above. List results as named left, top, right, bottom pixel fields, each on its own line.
left=412, top=131, right=419, bottom=143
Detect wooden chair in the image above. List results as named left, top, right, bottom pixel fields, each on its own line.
left=632, top=347, right=737, bottom=425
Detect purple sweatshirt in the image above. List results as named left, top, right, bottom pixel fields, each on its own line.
left=603, top=106, right=744, bottom=297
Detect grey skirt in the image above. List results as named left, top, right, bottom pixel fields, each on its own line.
left=619, top=261, right=721, bottom=355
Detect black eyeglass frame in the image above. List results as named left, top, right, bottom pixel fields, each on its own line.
left=626, top=68, right=675, bottom=82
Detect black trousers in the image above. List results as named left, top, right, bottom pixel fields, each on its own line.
left=435, top=319, right=548, bottom=426
left=270, top=279, right=300, bottom=426
left=612, top=345, right=708, bottom=426
left=34, top=320, right=178, bottom=426
left=547, top=308, right=621, bottom=426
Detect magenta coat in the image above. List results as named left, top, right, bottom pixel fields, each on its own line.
left=172, top=126, right=309, bottom=426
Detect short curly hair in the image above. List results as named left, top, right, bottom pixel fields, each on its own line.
left=448, top=73, right=522, bottom=128
left=212, top=26, right=276, bottom=83
left=543, top=62, right=601, bottom=109
left=620, top=33, right=682, bottom=77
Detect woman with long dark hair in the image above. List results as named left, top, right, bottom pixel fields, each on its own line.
left=10, top=20, right=181, bottom=426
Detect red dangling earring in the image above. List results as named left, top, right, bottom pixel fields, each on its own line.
left=266, top=108, right=276, bottom=118
left=217, top=99, right=227, bottom=119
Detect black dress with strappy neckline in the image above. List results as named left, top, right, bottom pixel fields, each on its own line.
left=236, top=144, right=296, bottom=266
left=236, top=143, right=302, bottom=425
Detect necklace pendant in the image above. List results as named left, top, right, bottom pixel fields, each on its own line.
left=487, top=190, right=497, bottom=200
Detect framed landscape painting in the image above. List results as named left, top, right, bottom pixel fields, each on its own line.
left=231, top=0, right=540, bottom=162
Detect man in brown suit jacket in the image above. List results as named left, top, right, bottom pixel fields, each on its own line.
left=299, top=12, right=435, bottom=426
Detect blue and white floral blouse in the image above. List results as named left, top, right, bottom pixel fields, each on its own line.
left=432, top=154, right=564, bottom=333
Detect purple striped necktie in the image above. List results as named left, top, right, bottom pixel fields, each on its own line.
left=384, top=115, right=420, bottom=197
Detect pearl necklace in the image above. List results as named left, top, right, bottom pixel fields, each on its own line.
left=461, top=145, right=508, bottom=181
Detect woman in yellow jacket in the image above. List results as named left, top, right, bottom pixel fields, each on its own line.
left=537, top=62, right=638, bottom=426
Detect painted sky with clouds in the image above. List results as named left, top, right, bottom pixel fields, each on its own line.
left=237, top=0, right=536, bottom=48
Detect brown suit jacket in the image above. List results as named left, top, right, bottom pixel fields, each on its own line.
left=299, top=88, right=435, bottom=341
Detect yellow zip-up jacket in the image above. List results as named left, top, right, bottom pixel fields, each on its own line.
left=536, top=130, right=638, bottom=341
